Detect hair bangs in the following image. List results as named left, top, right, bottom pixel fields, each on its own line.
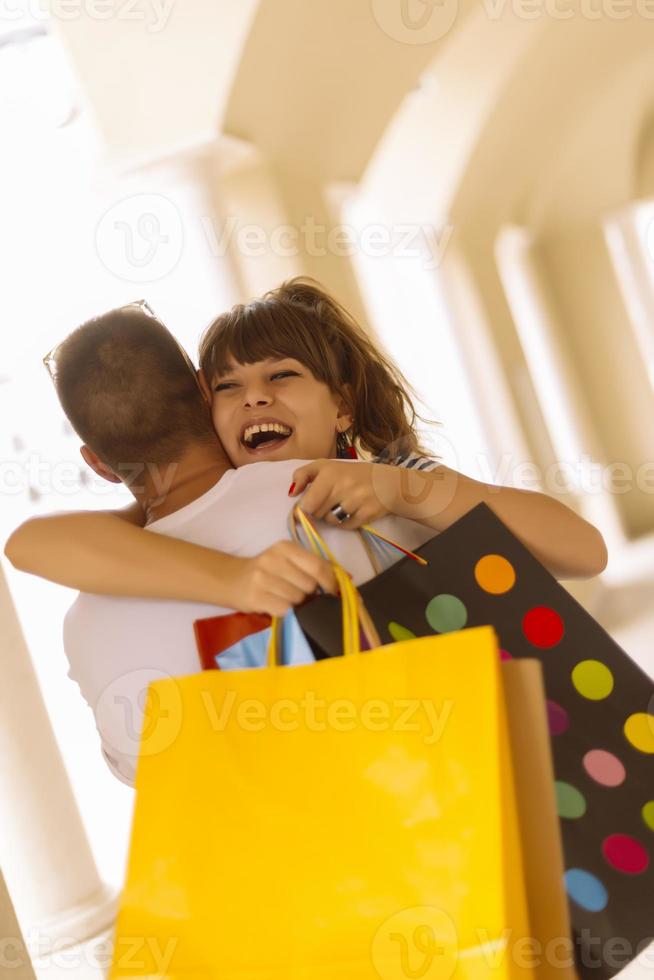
left=200, top=300, right=341, bottom=389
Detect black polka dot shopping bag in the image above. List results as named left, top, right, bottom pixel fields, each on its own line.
left=294, top=502, right=654, bottom=980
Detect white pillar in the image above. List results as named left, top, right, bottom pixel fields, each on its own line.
left=0, top=566, right=118, bottom=963
left=0, top=868, right=37, bottom=979
left=209, top=135, right=369, bottom=323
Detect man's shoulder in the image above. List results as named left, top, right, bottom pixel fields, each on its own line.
left=231, top=459, right=309, bottom=481
left=147, top=459, right=306, bottom=534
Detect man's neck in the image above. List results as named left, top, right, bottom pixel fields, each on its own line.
left=132, top=446, right=233, bottom=524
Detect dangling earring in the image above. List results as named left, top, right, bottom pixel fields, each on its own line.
left=336, top=423, right=357, bottom=459
left=336, top=431, right=348, bottom=457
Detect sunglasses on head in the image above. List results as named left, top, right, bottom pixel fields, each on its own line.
left=43, top=300, right=203, bottom=394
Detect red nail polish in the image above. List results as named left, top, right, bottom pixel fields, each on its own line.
left=288, top=482, right=296, bottom=496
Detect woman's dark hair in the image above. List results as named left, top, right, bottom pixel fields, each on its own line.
left=198, top=277, right=437, bottom=459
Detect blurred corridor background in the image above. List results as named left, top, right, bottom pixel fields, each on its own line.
left=1, top=0, right=654, bottom=975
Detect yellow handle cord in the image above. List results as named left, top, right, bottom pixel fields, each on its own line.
left=295, top=507, right=383, bottom=649
left=267, top=561, right=359, bottom=667
left=267, top=506, right=372, bottom=667
left=294, top=508, right=363, bottom=656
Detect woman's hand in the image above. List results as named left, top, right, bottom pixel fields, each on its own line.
left=288, top=460, right=397, bottom=529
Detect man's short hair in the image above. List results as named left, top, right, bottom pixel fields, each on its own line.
left=50, top=304, right=216, bottom=474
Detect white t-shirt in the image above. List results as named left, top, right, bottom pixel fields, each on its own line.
left=63, top=458, right=436, bottom=787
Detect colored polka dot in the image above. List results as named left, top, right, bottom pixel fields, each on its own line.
left=425, top=594, right=468, bottom=633
left=642, top=802, right=654, bottom=832
left=602, top=834, right=649, bottom=874
left=564, top=868, right=608, bottom=912
left=583, top=749, right=625, bottom=787
left=571, top=660, right=614, bottom=701
left=474, top=554, right=516, bottom=594
left=522, top=606, right=564, bottom=648
left=624, top=713, right=654, bottom=754
left=547, top=700, right=569, bottom=736
left=388, top=622, right=416, bottom=642
left=555, top=781, right=586, bottom=819
left=500, top=649, right=513, bottom=661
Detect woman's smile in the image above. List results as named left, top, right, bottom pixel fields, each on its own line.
left=210, top=355, right=351, bottom=467
left=239, top=416, right=294, bottom=456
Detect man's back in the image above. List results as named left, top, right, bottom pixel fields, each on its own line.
left=64, top=458, right=435, bottom=786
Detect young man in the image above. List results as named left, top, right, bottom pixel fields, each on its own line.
left=5, top=303, right=434, bottom=786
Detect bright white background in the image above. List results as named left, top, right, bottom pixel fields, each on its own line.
left=0, top=14, right=236, bottom=889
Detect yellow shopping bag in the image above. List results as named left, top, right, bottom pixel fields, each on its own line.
left=109, top=562, right=535, bottom=980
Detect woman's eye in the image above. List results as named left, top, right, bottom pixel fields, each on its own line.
left=214, top=370, right=298, bottom=391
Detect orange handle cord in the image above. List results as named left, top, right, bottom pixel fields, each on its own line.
left=359, top=523, right=429, bottom=567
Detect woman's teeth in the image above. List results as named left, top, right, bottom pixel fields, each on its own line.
left=242, top=422, right=292, bottom=448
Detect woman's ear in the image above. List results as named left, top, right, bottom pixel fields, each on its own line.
left=197, top=368, right=212, bottom=405
left=336, top=414, right=354, bottom=435
left=80, top=445, right=122, bottom=484
left=336, top=385, right=354, bottom=433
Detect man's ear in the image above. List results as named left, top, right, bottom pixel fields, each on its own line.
left=197, top=368, right=212, bottom=405
left=80, top=445, right=122, bottom=484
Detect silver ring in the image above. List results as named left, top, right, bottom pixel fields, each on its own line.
left=330, top=503, right=351, bottom=524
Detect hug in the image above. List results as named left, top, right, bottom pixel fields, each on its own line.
left=5, top=276, right=607, bottom=786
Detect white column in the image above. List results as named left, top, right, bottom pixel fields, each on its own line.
left=208, top=136, right=305, bottom=298
left=0, top=566, right=118, bottom=962
left=0, top=868, right=37, bottom=979
left=209, top=135, right=369, bottom=323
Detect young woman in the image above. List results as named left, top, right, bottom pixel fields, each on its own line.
left=5, top=278, right=608, bottom=608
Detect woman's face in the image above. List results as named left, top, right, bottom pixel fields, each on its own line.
left=207, top=355, right=353, bottom=467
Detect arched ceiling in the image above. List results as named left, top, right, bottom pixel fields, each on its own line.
left=52, top=0, right=260, bottom=158
left=449, top=15, right=654, bottom=232
left=54, top=0, right=477, bottom=176
left=222, top=0, right=477, bottom=181
left=53, top=0, right=654, bottom=230
left=359, top=11, right=654, bottom=234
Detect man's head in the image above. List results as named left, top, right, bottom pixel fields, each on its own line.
left=47, top=303, right=219, bottom=484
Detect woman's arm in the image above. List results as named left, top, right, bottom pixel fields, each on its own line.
left=3, top=504, right=337, bottom=615
left=289, top=459, right=608, bottom=580
left=387, top=463, right=608, bottom=579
